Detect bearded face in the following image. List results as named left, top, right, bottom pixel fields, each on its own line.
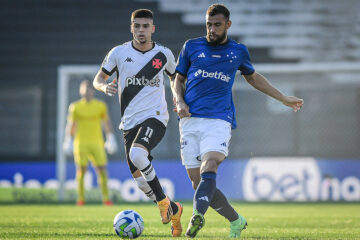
left=206, top=14, right=231, bottom=45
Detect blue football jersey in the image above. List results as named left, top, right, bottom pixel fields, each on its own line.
left=176, top=37, right=255, bottom=129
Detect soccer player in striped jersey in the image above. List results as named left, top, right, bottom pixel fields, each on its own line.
left=173, top=4, right=304, bottom=238
left=93, top=9, right=183, bottom=237
left=63, top=80, right=118, bottom=206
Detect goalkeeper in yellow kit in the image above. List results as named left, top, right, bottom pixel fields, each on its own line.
left=63, top=80, right=118, bottom=206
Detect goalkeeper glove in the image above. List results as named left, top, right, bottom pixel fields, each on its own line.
left=63, top=136, right=73, bottom=156
left=105, top=133, right=118, bottom=154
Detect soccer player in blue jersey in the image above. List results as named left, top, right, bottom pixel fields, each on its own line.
left=172, top=4, right=304, bottom=238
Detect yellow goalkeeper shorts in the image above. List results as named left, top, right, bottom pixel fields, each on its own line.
left=73, top=142, right=107, bottom=167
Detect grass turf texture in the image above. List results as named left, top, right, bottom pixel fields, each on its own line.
left=0, top=203, right=359, bottom=239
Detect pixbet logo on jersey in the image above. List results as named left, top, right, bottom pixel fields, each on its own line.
left=125, top=76, right=160, bottom=87
left=194, top=69, right=230, bottom=82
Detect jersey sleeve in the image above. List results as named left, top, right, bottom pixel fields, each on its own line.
left=67, top=103, right=77, bottom=122
left=165, top=49, right=176, bottom=76
left=238, top=45, right=255, bottom=75
left=101, top=47, right=118, bottom=76
left=175, top=41, right=190, bottom=76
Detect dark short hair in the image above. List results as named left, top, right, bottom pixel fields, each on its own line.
left=206, top=4, right=230, bottom=20
left=131, top=9, right=153, bottom=22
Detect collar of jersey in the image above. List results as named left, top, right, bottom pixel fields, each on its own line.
left=131, top=41, right=155, bottom=54
left=204, top=36, right=230, bottom=46
left=81, top=98, right=93, bottom=104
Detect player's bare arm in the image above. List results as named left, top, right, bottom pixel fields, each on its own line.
left=64, top=105, right=77, bottom=138
left=68, top=121, right=76, bottom=137
left=243, top=72, right=304, bottom=112
left=62, top=119, right=76, bottom=155
left=93, top=70, right=117, bottom=96
left=102, top=118, right=113, bottom=134
left=173, top=73, right=191, bottom=118
left=168, top=74, right=178, bottom=112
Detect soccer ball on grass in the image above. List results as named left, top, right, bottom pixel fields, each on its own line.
left=113, top=209, right=144, bottom=239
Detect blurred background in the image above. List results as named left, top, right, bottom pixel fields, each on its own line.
left=0, top=0, right=360, bottom=203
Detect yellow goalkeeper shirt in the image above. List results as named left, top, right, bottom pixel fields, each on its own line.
left=68, top=98, right=108, bottom=144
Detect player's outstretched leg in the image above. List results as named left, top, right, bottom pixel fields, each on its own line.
left=186, top=172, right=216, bottom=238
left=134, top=176, right=156, bottom=203
left=210, top=188, right=238, bottom=220
left=210, top=188, right=247, bottom=237
left=130, top=146, right=178, bottom=224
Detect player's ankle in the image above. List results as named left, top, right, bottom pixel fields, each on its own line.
left=170, top=201, right=178, bottom=215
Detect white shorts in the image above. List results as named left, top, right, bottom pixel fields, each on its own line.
left=179, top=117, right=231, bottom=169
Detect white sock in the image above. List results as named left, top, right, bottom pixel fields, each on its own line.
left=140, top=163, right=156, bottom=181
left=134, top=176, right=156, bottom=201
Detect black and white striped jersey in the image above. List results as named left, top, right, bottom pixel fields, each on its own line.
left=101, top=41, right=176, bottom=130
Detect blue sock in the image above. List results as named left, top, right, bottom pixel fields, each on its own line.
left=210, top=188, right=239, bottom=222
left=194, top=172, right=217, bottom=215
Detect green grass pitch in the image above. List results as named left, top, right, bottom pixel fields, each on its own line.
left=0, top=202, right=359, bottom=239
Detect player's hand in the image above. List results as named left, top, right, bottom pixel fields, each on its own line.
left=176, top=100, right=191, bottom=118
left=62, top=136, right=73, bottom=156
left=105, top=133, right=118, bottom=155
left=282, top=96, right=304, bottom=112
left=102, top=79, right=118, bottom=97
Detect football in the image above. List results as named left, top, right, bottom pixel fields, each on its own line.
left=113, top=209, right=144, bottom=239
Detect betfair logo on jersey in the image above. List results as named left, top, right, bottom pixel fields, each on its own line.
left=125, top=76, right=160, bottom=87
left=194, top=69, right=230, bottom=83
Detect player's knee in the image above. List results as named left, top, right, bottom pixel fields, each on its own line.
left=129, top=147, right=149, bottom=170
left=77, top=166, right=87, bottom=176
left=95, top=166, right=105, bottom=172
